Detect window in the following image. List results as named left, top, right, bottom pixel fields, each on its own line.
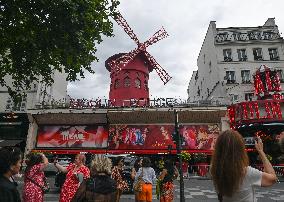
left=124, top=71, right=130, bottom=76
left=233, top=95, right=238, bottom=102
left=253, top=48, right=263, bottom=60
left=248, top=31, right=261, bottom=40
left=268, top=48, right=279, bottom=60
left=124, top=77, right=131, bottom=87
left=241, top=70, right=250, bottom=83
left=225, top=71, right=236, bottom=84
left=5, top=96, right=27, bottom=111
left=135, top=78, right=141, bottom=88
left=144, top=80, right=148, bottom=90
left=277, top=69, right=284, bottom=83
left=114, top=79, right=120, bottom=89
left=136, top=72, right=140, bottom=77
left=237, top=49, right=247, bottom=61
left=223, top=49, right=232, bottom=61
left=245, top=93, right=254, bottom=101
left=263, top=31, right=273, bottom=40
left=209, top=61, right=212, bottom=73
left=144, top=73, right=148, bottom=79
left=234, top=32, right=246, bottom=41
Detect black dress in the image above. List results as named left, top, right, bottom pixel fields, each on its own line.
left=71, top=174, right=117, bottom=202
left=0, top=176, right=21, bottom=202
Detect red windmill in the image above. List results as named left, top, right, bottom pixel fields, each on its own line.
left=105, top=12, right=171, bottom=106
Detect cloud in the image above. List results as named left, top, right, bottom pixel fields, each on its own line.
left=68, top=0, right=284, bottom=101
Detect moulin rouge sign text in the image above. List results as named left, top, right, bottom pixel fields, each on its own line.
left=69, top=97, right=185, bottom=109
left=228, top=99, right=283, bottom=128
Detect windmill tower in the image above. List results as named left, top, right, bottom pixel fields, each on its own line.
left=105, top=12, right=171, bottom=106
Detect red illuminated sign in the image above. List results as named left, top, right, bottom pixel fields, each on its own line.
left=228, top=99, right=283, bottom=128
left=37, top=125, right=108, bottom=148
left=108, top=124, right=220, bottom=150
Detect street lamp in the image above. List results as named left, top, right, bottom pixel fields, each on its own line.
left=173, top=109, right=185, bottom=202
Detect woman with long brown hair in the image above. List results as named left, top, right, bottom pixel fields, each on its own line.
left=210, top=129, right=277, bottom=202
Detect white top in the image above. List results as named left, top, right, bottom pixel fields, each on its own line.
left=223, top=166, right=262, bottom=202
left=134, top=167, right=156, bottom=184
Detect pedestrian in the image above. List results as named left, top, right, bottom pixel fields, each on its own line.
left=55, top=154, right=90, bottom=202
left=134, top=157, right=156, bottom=202
left=210, top=129, right=277, bottom=202
left=71, top=155, right=117, bottom=202
left=158, top=160, right=178, bottom=202
left=131, top=158, right=143, bottom=202
left=111, top=157, right=129, bottom=202
left=22, top=152, right=49, bottom=202
left=0, top=147, right=22, bottom=202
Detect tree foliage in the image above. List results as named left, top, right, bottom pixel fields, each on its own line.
left=0, top=0, right=119, bottom=100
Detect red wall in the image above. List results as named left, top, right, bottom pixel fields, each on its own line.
left=108, top=54, right=151, bottom=106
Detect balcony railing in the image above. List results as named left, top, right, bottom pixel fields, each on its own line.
left=239, top=57, right=247, bottom=61
left=226, top=80, right=236, bottom=84
left=254, top=56, right=263, bottom=61
left=270, top=56, right=279, bottom=61
left=242, top=80, right=251, bottom=84
left=224, top=57, right=233, bottom=62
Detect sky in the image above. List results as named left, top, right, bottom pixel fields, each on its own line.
left=67, top=0, right=284, bottom=101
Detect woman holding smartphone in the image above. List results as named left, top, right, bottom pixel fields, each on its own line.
left=210, top=130, right=277, bottom=202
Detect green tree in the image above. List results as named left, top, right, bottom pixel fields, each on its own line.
left=0, top=0, right=119, bottom=100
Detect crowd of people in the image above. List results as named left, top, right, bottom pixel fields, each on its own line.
left=0, top=129, right=283, bottom=202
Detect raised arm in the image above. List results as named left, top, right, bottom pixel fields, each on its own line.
left=54, top=160, right=68, bottom=173
left=39, top=153, right=49, bottom=171
left=159, top=169, right=167, bottom=181
left=131, top=167, right=136, bottom=180
left=255, top=137, right=277, bottom=187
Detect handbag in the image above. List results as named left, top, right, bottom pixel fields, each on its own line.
left=26, top=175, right=50, bottom=194
left=133, top=168, right=144, bottom=192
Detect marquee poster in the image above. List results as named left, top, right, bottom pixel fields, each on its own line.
left=108, top=124, right=220, bottom=150
left=37, top=125, right=108, bottom=148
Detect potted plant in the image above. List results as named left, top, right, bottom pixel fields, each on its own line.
left=178, top=151, right=191, bottom=178
left=193, top=153, right=208, bottom=176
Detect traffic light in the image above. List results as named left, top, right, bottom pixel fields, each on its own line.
left=171, top=131, right=179, bottom=144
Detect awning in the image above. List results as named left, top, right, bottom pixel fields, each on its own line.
left=107, top=109, right=227, bottom=124
left=33, top=113, right=107, bottom=125
left=0, top=139, right=24, bottom=147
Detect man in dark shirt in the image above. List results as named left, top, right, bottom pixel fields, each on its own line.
left=0, top=147, right=22, bottom=202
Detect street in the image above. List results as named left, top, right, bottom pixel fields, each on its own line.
left=16, top=175, right=284, bottom=202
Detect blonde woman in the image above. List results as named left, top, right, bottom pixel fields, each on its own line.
left=211, top=130, right=277, bottom=202
left=72, top=155, right=117, bottom=202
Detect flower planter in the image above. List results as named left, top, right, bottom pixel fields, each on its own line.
left=195, top=163, right=209, bottom=177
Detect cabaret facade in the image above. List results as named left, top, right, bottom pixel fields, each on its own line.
left=25, top=106, right=228, bottom=155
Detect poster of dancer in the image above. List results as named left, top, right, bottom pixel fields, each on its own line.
left=180, top=124, right=220, bottom=150
left=36, top=125, right=108, bottom=148
left=108, top=124, right=220, bottom=150
left=108, top=125, right=175, bottom=150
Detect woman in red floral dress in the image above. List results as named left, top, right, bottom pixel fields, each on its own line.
left=55, top=154, right=90, bottom=202
left=111, top=157, right=129, bottom=202
left=158, top=160, right=178, bottom=202
left=22, top=153, right=49, bottom=202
